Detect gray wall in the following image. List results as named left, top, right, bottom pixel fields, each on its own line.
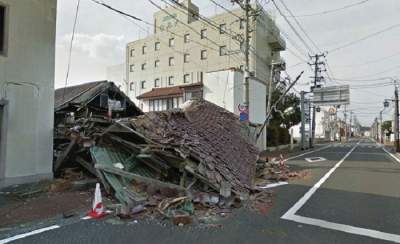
left=0, top=0, right=57, bottom=187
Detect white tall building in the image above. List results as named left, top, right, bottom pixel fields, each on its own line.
left=0, top=0, right=57, bottom=187
left=126, top=0, right=285, bottom=111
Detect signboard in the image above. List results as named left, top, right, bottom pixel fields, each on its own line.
left=313, top=85, right=350, bottom=106
left=238, top=104, right=249, bottom=122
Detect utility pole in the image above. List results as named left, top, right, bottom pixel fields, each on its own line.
left=344, top=110, right=347, bottom=140
left=349, top=111, right=353, bottom=138
left=380, top=110, right=384, bottom=144
left=309, top=54, right=325, bottom=148
left=300, top=91, right=306, bottom=150
left=395, top=83, right=400, bottom=152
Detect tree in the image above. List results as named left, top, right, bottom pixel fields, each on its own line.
left=267, top=89, right=301, bottom=146
left=382, top=120, right=392, bottom=135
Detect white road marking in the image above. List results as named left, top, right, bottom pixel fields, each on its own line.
left=281, top=140, right=400, bottom=243
left=305, top=157, right=327, bottom=163
left=282, top=141, right=360, bottom=218
left=381, top=147, right=400, bottom=164
left=284, top=144, right=331, bottom=162
left=0, top=225, right=60, bottom=244
left=257, top=181, right=288, bottom=189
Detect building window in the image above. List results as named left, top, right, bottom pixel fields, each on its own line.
left=239, top=65, right=244, bottom=71
left=184, top=74, right=190, bottom=83
left=129, top=82, right=134, bottom=91
left=0, top=5, right=6, bottom=55
left=168, top=76, right=174, bottom=86
left=200, top=29, right=207, bottom=39
left=169, top=57, right=175, bottom=66
left=155, top=41, right=160, bottom=51
left=219, top=45, right=227, bottom=56
left=130, top=64, right=134, bottom=72
left=142, top=45, right=147, bottom=54
left=155, top=60, right=160, bottom=68
left=184, top=33, right=190, bottom=43
left=141, top=63, right=146, bottom=70
left=219, top=23, right=226, bottom=34
left=239, top=18, right=245, bottom=29
left=169, top=38, right=175, bottom=47
left=154, top=78, right=160, bottom=88
left=141, top=80, right=146, bottom=89
left=201, top=50, right=207, bottom=60
left=130, top=48, right=135, bottom=57
left=167, top=98, right=175, bottom=110
left=184, top=53, right=190, bottom=63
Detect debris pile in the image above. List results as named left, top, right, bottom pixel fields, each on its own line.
left=53, top=83, right=262, bottom=224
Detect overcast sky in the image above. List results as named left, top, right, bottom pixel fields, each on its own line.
left=55, top=0, right=400, bottom=125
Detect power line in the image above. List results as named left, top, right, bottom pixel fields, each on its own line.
left=328, top=23, right=400, bottom=53
left=207, top=0, right=242, bottom=19
left=62, top=0, right=81, bottom=102
left=277, top=0, right=321, bottom=53
left=284, top=0, right=372, bottom=18
left=332, top=50, right=400, bottom=68
left=270, top=0, right=314, bottom=54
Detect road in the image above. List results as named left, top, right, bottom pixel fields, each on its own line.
left=2, top=138, right=400, bottom=244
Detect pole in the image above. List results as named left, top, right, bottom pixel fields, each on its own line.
left=350, top=111, right=353, bottom=138
left=243, top=0, right=250, bottom=120
left=266, top=63, right=275, bottom=148
left=380, top=110, right=383, bottom=144
left=300, top=91, right=305, bottom=150
left=395, top=83, right=400, bottom=152
left=309, top=100, right=312, bottom=148
left=344, top=105, right=348, bottom=141
left=310, top=55, right=319, bottom=148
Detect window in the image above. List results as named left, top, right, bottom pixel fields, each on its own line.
left=169, top=38, right=175, bottom=47
left=130, top=64, right=134, bottom=72
left=184, top=74, right=190, bottom=83
left=169, top=57, right=175, bottom=66
left=129, top=82, right=134, bottom=91
left=155, top=42, right=160, bottom=51
left=184, top=33, right=190, bottom=43
left=184, top=53, right=190, bottom=63
left=0, top=5, right=6, bottom=55
left=141, top=63, right=146, bottom=70
left=168, top=76, right=174, bottom=86
left=219, top=46, right=227, bottom=56
left=154, top=60, right=160, bottom=68
left=141, top=80, right=146, bottom=89
left=142, top=45, right=147, bottom=54
left=130, top=49, right=135, bottom=57
left=219, top=23, right=226, bottom=34
left=239, top=18, right=245, bottom=29
left=154, top=78, right=160, bottom=88
left=201, top=50, right=207, bottom=60
left=167, top=98, right=174, bottom=110
left=200, top=29, right=207, bottom=39
left=239, top=65, right=244, bottom=71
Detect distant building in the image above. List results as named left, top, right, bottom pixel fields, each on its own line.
left=126, top=0, right=285, bottom=110
left=0, top=0, right=57, bottom=187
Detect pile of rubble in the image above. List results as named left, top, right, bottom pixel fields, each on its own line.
left=53, top=81, right=263, bottom=224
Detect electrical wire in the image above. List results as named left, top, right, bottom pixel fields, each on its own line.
left=62, top=0, right=81, bottom=102
left=283, top=0, right=372, bottom=18
left=328, top=23, right=400, bottom=53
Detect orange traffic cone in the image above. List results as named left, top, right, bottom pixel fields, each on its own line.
left=88, top=183, right=108, bottom=219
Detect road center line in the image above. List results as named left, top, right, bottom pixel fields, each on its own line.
left=282, top=141, right=360, bottom=218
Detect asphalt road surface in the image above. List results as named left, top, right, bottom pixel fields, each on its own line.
left=2, top=138, right=400, bottom=244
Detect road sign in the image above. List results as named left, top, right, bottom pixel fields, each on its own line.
left=313, top=85, right=350, bottom=106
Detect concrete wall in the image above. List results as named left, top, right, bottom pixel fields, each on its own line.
left=0, top=0, right=56, bottom=187
left=204, top=70, right=267, bottom=150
